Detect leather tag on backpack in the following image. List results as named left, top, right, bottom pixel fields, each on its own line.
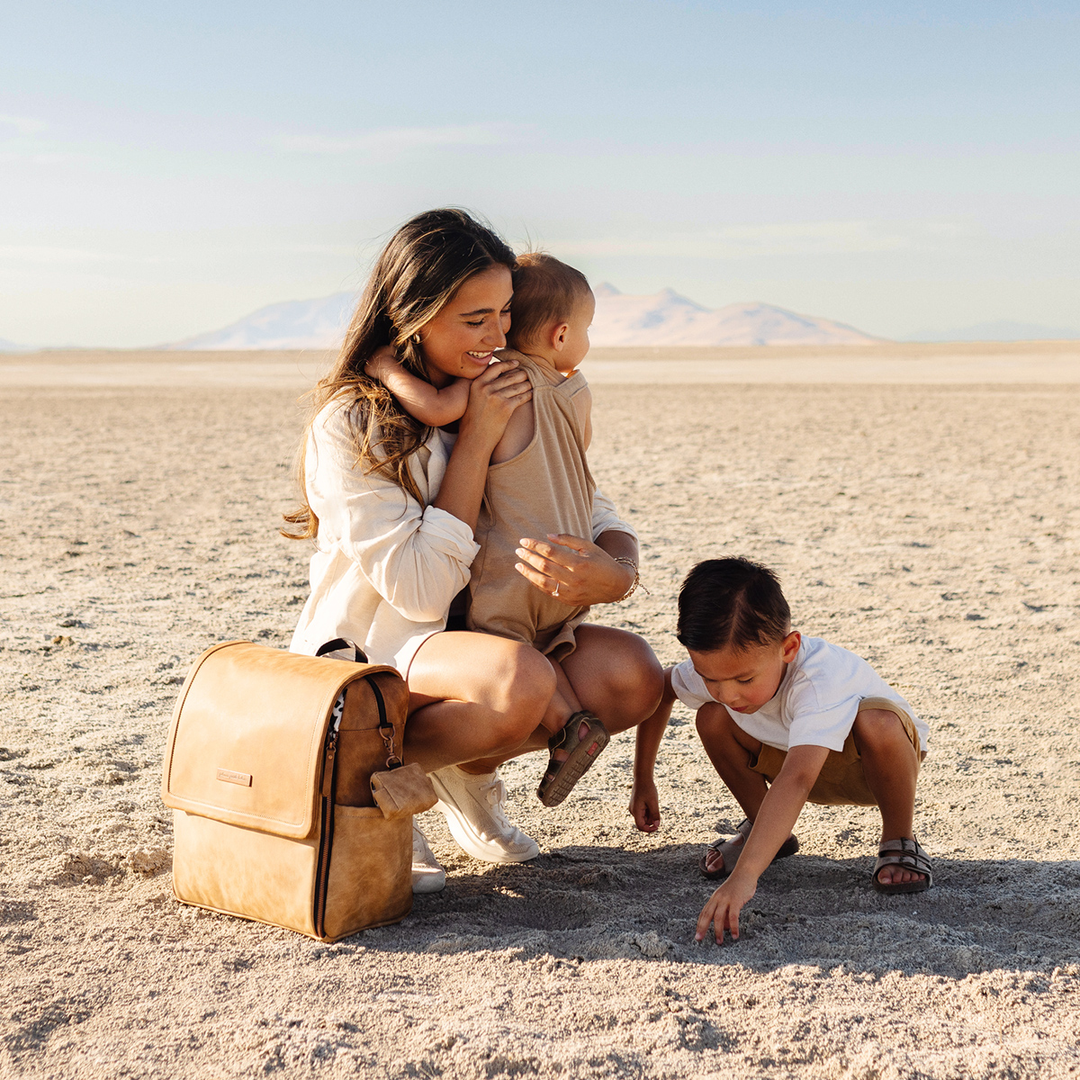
left=370, top=763, right=437, bottom=819
left=216, top=768, right=253, bottom=787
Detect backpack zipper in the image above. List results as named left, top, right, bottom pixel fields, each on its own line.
left=313, top=691, right=345, bottom=938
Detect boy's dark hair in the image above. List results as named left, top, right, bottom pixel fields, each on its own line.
left=507, top=252, right=591, bottom=350
left=676, top=558, right=791, bottom=652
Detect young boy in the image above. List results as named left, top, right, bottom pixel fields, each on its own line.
left=366, top=253, right=625, bottom=810
left=631, top=557, right=931, bottom=944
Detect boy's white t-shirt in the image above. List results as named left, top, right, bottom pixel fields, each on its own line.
left=670, top=635, right=928, bottom=754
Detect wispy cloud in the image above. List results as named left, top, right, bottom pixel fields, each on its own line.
left=0, top=114, right=48, bottom=135
left=556, top=220, right=969, bottom=259
left=270, top=122, right=518, bottom=156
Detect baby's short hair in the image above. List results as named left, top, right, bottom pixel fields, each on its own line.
left=508, top=252, right=592, bottom=350
left=676, top=558, right=791, bottom=652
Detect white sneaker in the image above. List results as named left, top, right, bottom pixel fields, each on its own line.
left=411, top=823, right=446, bottom=894
left=431, top=766, right=540, bottom=864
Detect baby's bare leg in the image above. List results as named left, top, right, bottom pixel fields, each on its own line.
left=853, top=708, right=924, bottom=886
left=541, top=657, right=582, bottom=739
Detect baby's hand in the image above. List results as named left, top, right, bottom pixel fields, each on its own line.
left=365, top=346, right=400, bottom=381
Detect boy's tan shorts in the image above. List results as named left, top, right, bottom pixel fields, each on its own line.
left=749, top=697, right=923, bottom=807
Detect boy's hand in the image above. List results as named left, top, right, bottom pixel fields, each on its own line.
left=629, top=777, right=660, bottom=832
left=696, top=873, right=757, bottom=944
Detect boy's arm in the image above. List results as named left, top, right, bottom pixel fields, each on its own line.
left=695, top=743, right=829, bottom=943
left=629, top=667, right=676, bottom=832
left=366, top=348, right=471, bottom=427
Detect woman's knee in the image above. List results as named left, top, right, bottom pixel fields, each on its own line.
left=575, top=627, right=663, bottom=710
left=409, top=632, right=555, bottom=736
left=484, top=640, right=556, bottom=730
left=615, top=633, right=664, bottom=698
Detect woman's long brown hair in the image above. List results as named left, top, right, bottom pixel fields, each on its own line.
left=283, top=209, right=516, bottom=539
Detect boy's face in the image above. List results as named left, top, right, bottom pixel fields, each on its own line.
left=687, top=632, right=801, bottom=714
left=553, top=290, right=595, bottom=373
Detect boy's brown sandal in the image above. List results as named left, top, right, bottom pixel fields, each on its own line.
left=698, top=817, right=800, bottom=880
left=872, top=836, right=932, bottom=894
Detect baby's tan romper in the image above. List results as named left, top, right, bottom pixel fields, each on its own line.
left=466, top=351, right=595, bottom=660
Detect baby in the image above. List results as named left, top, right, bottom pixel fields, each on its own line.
left=367, top=253, right=619, bottom=808
left=631, top=557, right=931, bottom=943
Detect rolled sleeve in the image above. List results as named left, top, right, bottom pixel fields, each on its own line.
left=349, top=502, right=479, bottom=622
left=307, top=403, right=480, bottom=624
left=591, top=486, right=637, bottom=543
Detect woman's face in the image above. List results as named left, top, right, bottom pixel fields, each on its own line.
left=418, top=265, right=513, bottom=388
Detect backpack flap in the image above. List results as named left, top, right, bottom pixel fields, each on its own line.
left=161, top=641, right=399, bottom=840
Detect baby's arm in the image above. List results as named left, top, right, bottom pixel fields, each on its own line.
left=629, top=667, right=676, bottom=832
left=695, top=743, right=829, bottom=943
left=366, top=348, right=470, bottom=427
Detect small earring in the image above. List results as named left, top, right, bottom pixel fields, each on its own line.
left=411, top=333, right=421, bottom=344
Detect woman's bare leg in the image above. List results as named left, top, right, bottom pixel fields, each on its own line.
left=405, top=631, right=555, bottom=774
left=557, top=624, right=664, bottom=738
left=409, top=625, right=662, bottom=767
left=408, top=626, right=661, bottom=865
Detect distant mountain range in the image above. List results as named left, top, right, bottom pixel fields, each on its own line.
left=168, top=293, right=358, bottom=351
left=4, top=298, right=1075, bottom=353
left=168, top=284, right=881, bottom=350
left=589, top=284, right=879, bottom=346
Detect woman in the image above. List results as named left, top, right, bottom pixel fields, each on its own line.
left=286, top=209, right=663, bottom=891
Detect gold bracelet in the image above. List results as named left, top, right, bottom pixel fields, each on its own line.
left=612, top=556, right=648, bottom=602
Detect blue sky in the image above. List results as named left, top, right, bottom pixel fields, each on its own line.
left=2, top=1, right=1077, bottom=346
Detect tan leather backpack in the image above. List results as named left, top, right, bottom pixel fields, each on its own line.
left=161, top=640, right=434, bottom=941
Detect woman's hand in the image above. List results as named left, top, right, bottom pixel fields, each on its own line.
left=514, top=532, right=636, bottom=607
left=456, top=358, right=531, bottom=454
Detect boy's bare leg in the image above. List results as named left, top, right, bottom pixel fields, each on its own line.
left=852, top=708, right=925, bottom=888
left=695, top=702, right=769, bottom=819
left=696, top=703, right=799, bottom=875
left=543, top=657, right=593, bottom=767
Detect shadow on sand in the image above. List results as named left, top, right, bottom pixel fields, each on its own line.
left=341, top=842, right=1080, bottom=978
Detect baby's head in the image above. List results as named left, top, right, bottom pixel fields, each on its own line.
left=676, top=558, right=800, bottom=714
left=507, top=253, right=594, bottom=373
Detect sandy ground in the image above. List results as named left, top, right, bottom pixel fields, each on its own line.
left=2, top=346, right=1079, bottom=1079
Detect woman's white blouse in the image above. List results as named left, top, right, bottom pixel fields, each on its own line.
left=289, top=399, right=634, bottom=674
